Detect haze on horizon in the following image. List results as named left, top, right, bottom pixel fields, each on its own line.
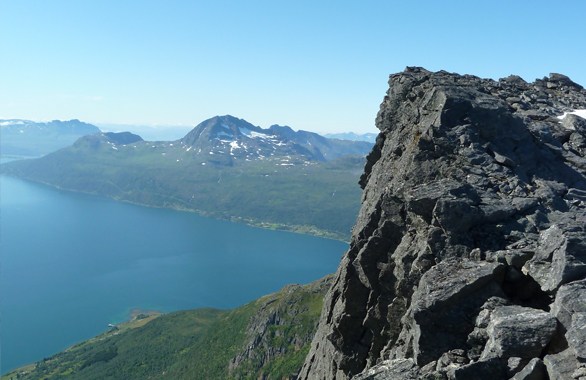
left=1, top=0, right=585, bottom=134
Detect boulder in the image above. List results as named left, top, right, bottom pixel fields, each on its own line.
left=480, top=305, right=557, bottom=360
left=510, top=358, right=547, bottom=380
left=567, top=312, right=586, bottom=359
left=550, top=279, right=586, bottom=330
left=446, top=357, right=506, bottom=380
left=544, top=349, right=582, bottom=380
left=352, top=359, right=421, bottom=380
left=409, top=259, right=505, bottom=365
left=523, top=224, right=586, bottom=292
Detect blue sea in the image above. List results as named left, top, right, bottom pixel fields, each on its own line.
left=0, top=175, right=346, bottom=373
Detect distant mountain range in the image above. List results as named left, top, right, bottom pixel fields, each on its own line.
left=97, top=123, right=193, bottom=141
left=69, top=115, right=372, bottom=168
left=0, top=119, right=101, bottom=157
left=0, top=116, right=373, bottom=161
left=324, top=132, right=378, bottom=143
left=178, top=115, right=372, bottom=165
left=2, top=115, right=370, bottom=239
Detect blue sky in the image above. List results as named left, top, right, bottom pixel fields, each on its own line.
left=1, top=1, right=585, bottom=134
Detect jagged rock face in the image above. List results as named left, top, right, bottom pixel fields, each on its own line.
left=228, top=276, right=332, bottom=378
left=300, top=68, right=586, bottom=379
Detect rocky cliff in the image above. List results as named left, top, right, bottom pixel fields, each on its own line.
left=300, top=67, right=586, bottom=380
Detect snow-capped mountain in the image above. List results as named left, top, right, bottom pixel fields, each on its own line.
left=0, top=119, right=100, bottom=156
left=324, top=132, right=378, bottom=143
left=0, top=119, right=99, bottom=134
left=180, top=115, right=372, bottom=165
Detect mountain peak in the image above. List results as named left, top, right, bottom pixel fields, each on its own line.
left=103, top=131, right=143, bottom=145
left=180, top=116, right=372, bottom=165
left=180, top=115, right=260, bottom=146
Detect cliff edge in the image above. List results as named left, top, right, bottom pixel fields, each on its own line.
left=300, top=68, right=586, bottom=379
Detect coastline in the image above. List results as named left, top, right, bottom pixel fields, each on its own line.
left=1, top=310, right=163, bottom=380
left=0, top=172, right=351, bottom=243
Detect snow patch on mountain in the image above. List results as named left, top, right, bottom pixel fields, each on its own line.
left=557, top=109, right=586, bottom=120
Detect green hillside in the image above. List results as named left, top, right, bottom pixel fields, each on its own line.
left=2, top=277, right=331, bottom=380
left=1, top=134, right=364, bottom=240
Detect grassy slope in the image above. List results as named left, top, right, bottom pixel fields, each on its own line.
left=1, top=139, right=363, bottom=240
left=2, top=277, right=331, bottom=380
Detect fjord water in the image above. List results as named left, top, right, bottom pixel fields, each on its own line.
left=0, top=175, right=346, bottom=372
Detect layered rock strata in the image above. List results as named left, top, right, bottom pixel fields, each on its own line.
left=300, top=67, right=586, bottom=379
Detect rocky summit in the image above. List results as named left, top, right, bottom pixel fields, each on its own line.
left=300, top=68, right=586, bottom=379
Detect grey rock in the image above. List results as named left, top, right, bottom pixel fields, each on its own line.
left=299, top=67, right=586, bottom=380
left=550, top=279, right=586, bottom=330
left=504, top=250, right=534, bottom=269
left=544, top=349, right=581, bottom=380
left=494, top=151, right=516, bottom=167
left=566, top=188, right=586, bottom=203
left=466, top=297, right=511, bottom=361
left=405, top=179, right=464, bottom=223
left=510, top=358, right=547, bottom=380
left=567, top=312, right=586, bottom=359
left=507, top=357, right=526, bottom=376
left=351, top=359, right=420, bottom=380
left=573, top=366, right=586, bottom=380
left=548, top=73, right=583, bottom=89
left=562, top=114, right=586, bottom=134
left=409, top=259, right=505, bottom=365
left=480, top=305, right=557, bottom=360
left=523, top=224, right=586, bottom=292
left=446, top=357, right=506, bottom=380
left=435, top=349, right=468, bottom=371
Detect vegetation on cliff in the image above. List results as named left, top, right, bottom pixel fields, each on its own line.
left=2, top=277, right=331, bottom=380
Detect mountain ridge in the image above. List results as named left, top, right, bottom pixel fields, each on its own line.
left=325, top=132, right=378, bottom=143
left=179, top=114, right=373, bottom=164
left=0, top=119, right=101, bottom=157
left=1, top=115, right=369, bottom=240
left=300, top=67, right=586, bottom=379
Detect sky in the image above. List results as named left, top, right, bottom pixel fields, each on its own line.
left=1, top=1, right=585, bottom=134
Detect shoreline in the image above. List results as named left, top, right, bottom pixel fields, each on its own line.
left=0, top=172, right=351, bottom=243
left=1, top=309, right=164, bottom=379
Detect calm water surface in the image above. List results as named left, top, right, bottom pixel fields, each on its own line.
left=0, top=175, right=346, bottom=372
